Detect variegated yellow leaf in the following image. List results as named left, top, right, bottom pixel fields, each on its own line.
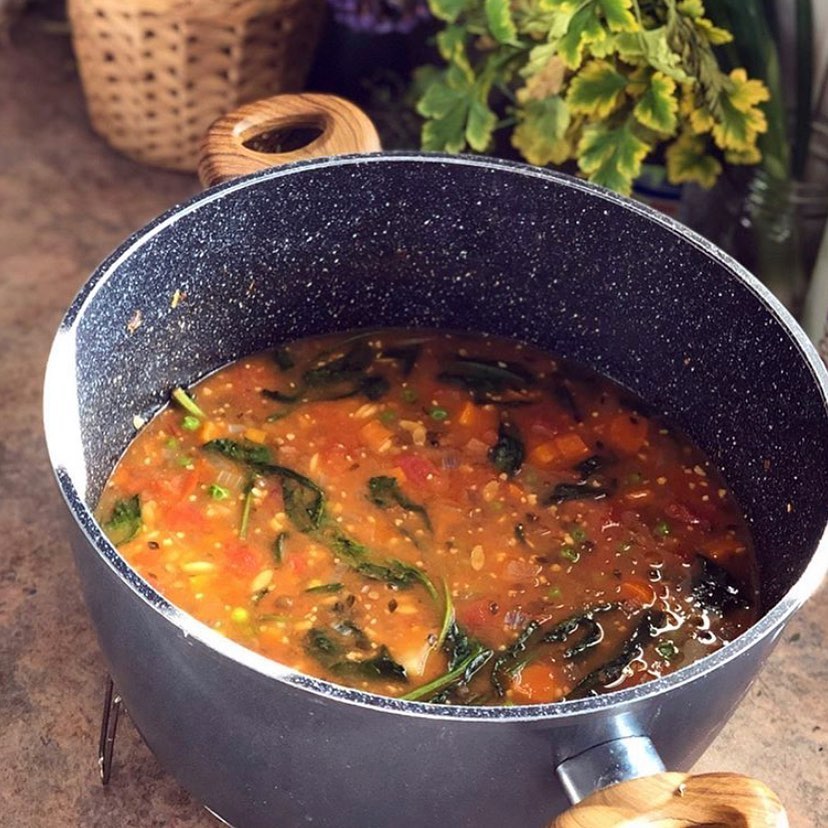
left=633, top=71, right=678, bottom=133
left=512, top=96, right=573, bottom=166
left=567, top=60, right=627, bottom=118
left=428, top=0, right=469, bottom=23
left=724, top=146, right=762, bottom=166
left=485, top=0, right=518, bottom=45
left=727, top=68, right=770, bottom=113
left=556, top=4, right=609, bottom=69
left=665, top=132, right=721, bottom=188
left=712, top=94, right=767, bottom=151
left=578, top=121, right=650, bottom=195
left=518, top=52, right=566, bottom=102
left=597, top=0, right=637, bottom=33
left=695, top=16, right=734, bottom=45
left=614, top=29, right=691, bottom=83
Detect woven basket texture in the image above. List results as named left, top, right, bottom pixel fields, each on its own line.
left=68, top=0, right=325, bottom=171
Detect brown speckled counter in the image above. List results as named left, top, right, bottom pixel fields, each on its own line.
left=1, top=10, right=825, bottom=828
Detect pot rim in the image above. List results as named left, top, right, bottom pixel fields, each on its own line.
left=44, top=151, right=828, bottom=724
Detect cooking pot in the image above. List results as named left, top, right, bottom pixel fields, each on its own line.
left=44, top=94, right=828, bottom=827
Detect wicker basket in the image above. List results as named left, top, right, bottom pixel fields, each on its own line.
left=68, top=0, right=326, bottom=171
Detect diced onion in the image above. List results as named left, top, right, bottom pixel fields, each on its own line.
left=504, top=609, right=528, bottom=630
left=216, top=469, right=245, bottom=491
left=441, top=452, right=460, bottom=470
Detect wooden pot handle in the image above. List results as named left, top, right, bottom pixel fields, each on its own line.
left=198, top=93, right=381, bottom=188
left=552, top=772, right=788, bottom=828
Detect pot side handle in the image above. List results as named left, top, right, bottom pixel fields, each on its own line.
left=197, top=93, right=381, bottom=188
left=551, top=771, right=788, bottom=828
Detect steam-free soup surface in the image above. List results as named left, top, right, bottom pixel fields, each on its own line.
left=98, top=330, right=757, bottom=705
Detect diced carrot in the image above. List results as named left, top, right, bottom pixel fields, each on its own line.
left=618, top=579, right=656, bottom=607
left=529, top=432, right=590, bottom=467
left=529, top=440, right=561, bottom=466
left=245, top=427, right=267, bottom=444
left=458, top=401, right=498, bottom=432
left=359, top=419, right=393, bottom=453
left=201, top=420, right=222, bottom=443
left=552, top=432, right=591, bottom=463
left=510, top=661, right=568, bottom=703
left=606, top=414, right=648, bottom=454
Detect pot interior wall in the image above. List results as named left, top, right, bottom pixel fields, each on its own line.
left=65, top=156, right=828, bottom=614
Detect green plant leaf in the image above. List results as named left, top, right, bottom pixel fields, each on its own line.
left=578, top=121, right=650, bottom=195
left=614, top=29, right=691, bottom=83
left=437, top=24, right=469, bottom=69
left=512, top=96, right=572, bottom=166
left=466, top=98, right=498, bottom=151
left=633, top=71, right=678, bottom=133
left=596, top=0, right=636, bottom=32
left=521, top=2, right=576, bottom=40
left=418, top=62, right=475, bottom=153
left=485, top=0, right=518, bottom=45
left=567, top=60, right=627, bottom=118
left=428, top=0, right=469, bottom=23
left=694, top=16, right=733, bottom=46
left=556, top=4, right=609, bottom=70
left=665, top=131, right=722, bottom=188
left=677, top=0, right=704, bottom=18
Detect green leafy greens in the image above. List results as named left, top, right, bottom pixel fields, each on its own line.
left=367, top=475, right=432, bottom=532
left=103, top=495, right=142, bottom=546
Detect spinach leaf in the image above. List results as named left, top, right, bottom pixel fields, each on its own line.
left=490, top=604, right=618, bottom=697
left=305, top=628, right=340, bottom=658
left=272, top=347, right=295, bottom=371
left=691, top=555, right=750, bottom=613
left=306, top=582, right=343, bottom=594
left=490, top=620, right=542, bottom=697
left=204, top=439, right=271, bottom=466
left=331, top=646, right=408, bottom=683
left=262, top=388, right=301, bottom=404
left=304, top=340, right=375, bottom=385
left=331, top=619, right=371, bottom=650
left=548, top=377, right=581, bottom=422
left=355, top=559, right=437, bottom=597
left=542, top=604, right=616, bottom=658
left=575, top=454, right=612, bottom=479
left=436, top=356, right=536, bottom=404
left=542, top=481, right=610, bottom=506
left=402, top=634, right=492, bottom=702
left=104, top=495, right=142, bottom=546
left=305, top=620, right=407, bottom=685
left=272, top=532, right=288, bottom=564
left=566, top=610, right=667, bottom=700
left=326, top=530, right=370, bottom=562
left=488, top=421, right=524, bottom=476
left=262, top=340, right=389, bottom=404
left=382, top=345, right=421, bottom=377
left=203, top=440, right=435, bottom=596
left=281, top=474, right=326, bottom=532
left=367, top=476, right=432, bottom=531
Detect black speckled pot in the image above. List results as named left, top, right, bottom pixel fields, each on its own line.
left=44, top=154, right=828, bottom=828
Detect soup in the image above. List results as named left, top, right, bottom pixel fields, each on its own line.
left=96, top=330, right=757, bottom=705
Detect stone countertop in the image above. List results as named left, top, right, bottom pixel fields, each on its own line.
left=1, top=10, right=825, bottom=828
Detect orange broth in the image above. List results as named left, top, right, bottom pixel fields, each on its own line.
left=97, top=330, right=758, bottom=705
